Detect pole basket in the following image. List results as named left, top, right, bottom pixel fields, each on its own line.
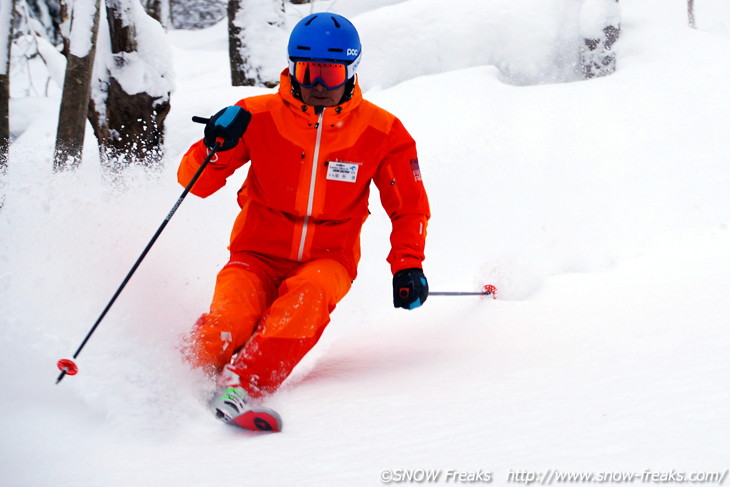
left=57, top=359, right=79, bottom=376
left=483, top=284, right=497, bottom=298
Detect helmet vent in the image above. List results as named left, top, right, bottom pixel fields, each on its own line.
left=305, top=16, right=317, bottom=26
left=328, top=48, right=343, bottom=52
left=330, top=16, right=341, bottom=28
left=297, top=46, right=311, bottom=50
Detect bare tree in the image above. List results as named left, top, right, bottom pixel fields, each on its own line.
left=170, top=0, right=225, bottom=30
left=228, top=0, right=285, bottom=87
left=53, top=0, right=101, bottom=171
left=688, top=0, right=696, bottom=28
left=21, top=0, right=63, bottom=45
left=87, top=0, right=172, bottom=169
left=1, top=0, right=15, bottom=173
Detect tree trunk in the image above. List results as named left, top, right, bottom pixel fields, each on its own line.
left=688, top=0, right=696, bottom=28
left=228, top=0, right=248, bottom=86
left=144, top=0, right=170, bottom=28
left=107, top=0, right=137, bottom=53
left=228, top=0, right=285, bottom=87
left=0, top=0, right=14, bottom=174
left=89, top=76, right=171, bottom=168
left=0, top=72, right=8, bottom=173
left=580, top=0, right=621, bottom=79
left=88, top=0, right=171, bottom=169
left=59, top=0, right=70, bottom=56
left=53, top=0, right=101, bottom=171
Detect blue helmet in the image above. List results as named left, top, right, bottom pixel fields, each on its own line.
left=287, top=13, right=362, bottom=82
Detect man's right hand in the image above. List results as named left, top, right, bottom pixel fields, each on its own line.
left=203, top=106, right=252, bottom=151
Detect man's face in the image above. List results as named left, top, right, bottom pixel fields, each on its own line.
left=300, top=82, right=346, bottom=108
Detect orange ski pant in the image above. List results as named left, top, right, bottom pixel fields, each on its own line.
left=187, top=253, right=351, bottom=397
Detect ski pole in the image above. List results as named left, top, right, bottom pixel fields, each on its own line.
left=430, top=284, right=497, bottom=297
left=55, top=139, right=220, bottom=384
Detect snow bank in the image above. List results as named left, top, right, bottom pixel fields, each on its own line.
left=114, top=0, right=176, bottom=98
left=354, top=0, right=586, bottom=88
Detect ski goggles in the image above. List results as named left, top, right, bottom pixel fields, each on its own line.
left=290, top=60, right=350, bottom=89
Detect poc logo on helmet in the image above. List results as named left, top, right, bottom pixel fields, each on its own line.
left=347, top=48, right=359, bottom=57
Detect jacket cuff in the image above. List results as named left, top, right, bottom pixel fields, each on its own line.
left=390, top=258, right=423, bottom=276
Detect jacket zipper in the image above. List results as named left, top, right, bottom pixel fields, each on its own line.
left=297, top=109, right=325, bottom=261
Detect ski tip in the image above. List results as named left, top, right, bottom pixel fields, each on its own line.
left=230, top=408, right=283, bottom=433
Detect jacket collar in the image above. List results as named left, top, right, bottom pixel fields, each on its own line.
left=278, top=68, right=363, bottom=122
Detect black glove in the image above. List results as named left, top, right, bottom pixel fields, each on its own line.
left=393, top=268, right=428, bottom=310
left=203, top=106, right=251, bottom=151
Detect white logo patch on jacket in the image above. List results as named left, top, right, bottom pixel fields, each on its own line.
left=326, top=161, right=360, bottom=183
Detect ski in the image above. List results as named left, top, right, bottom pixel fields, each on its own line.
left=228, top=407, right=283, bottom=433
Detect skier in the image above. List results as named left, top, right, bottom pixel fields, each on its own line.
left=178, top=12, right=430, bottom=429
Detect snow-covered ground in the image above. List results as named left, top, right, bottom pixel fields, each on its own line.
left=2, top=1, right=730, bottom=486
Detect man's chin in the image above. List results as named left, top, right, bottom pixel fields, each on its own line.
left=305, top=98, right=335, bottom=107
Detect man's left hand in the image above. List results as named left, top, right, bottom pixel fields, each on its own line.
left=393, top=268, right=428, bottom=310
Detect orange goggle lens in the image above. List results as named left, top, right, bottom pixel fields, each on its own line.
left=293, top=61, right=348, bottom=89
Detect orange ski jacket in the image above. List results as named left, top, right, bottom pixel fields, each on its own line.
left=178, top=70, right=430, bottom=280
